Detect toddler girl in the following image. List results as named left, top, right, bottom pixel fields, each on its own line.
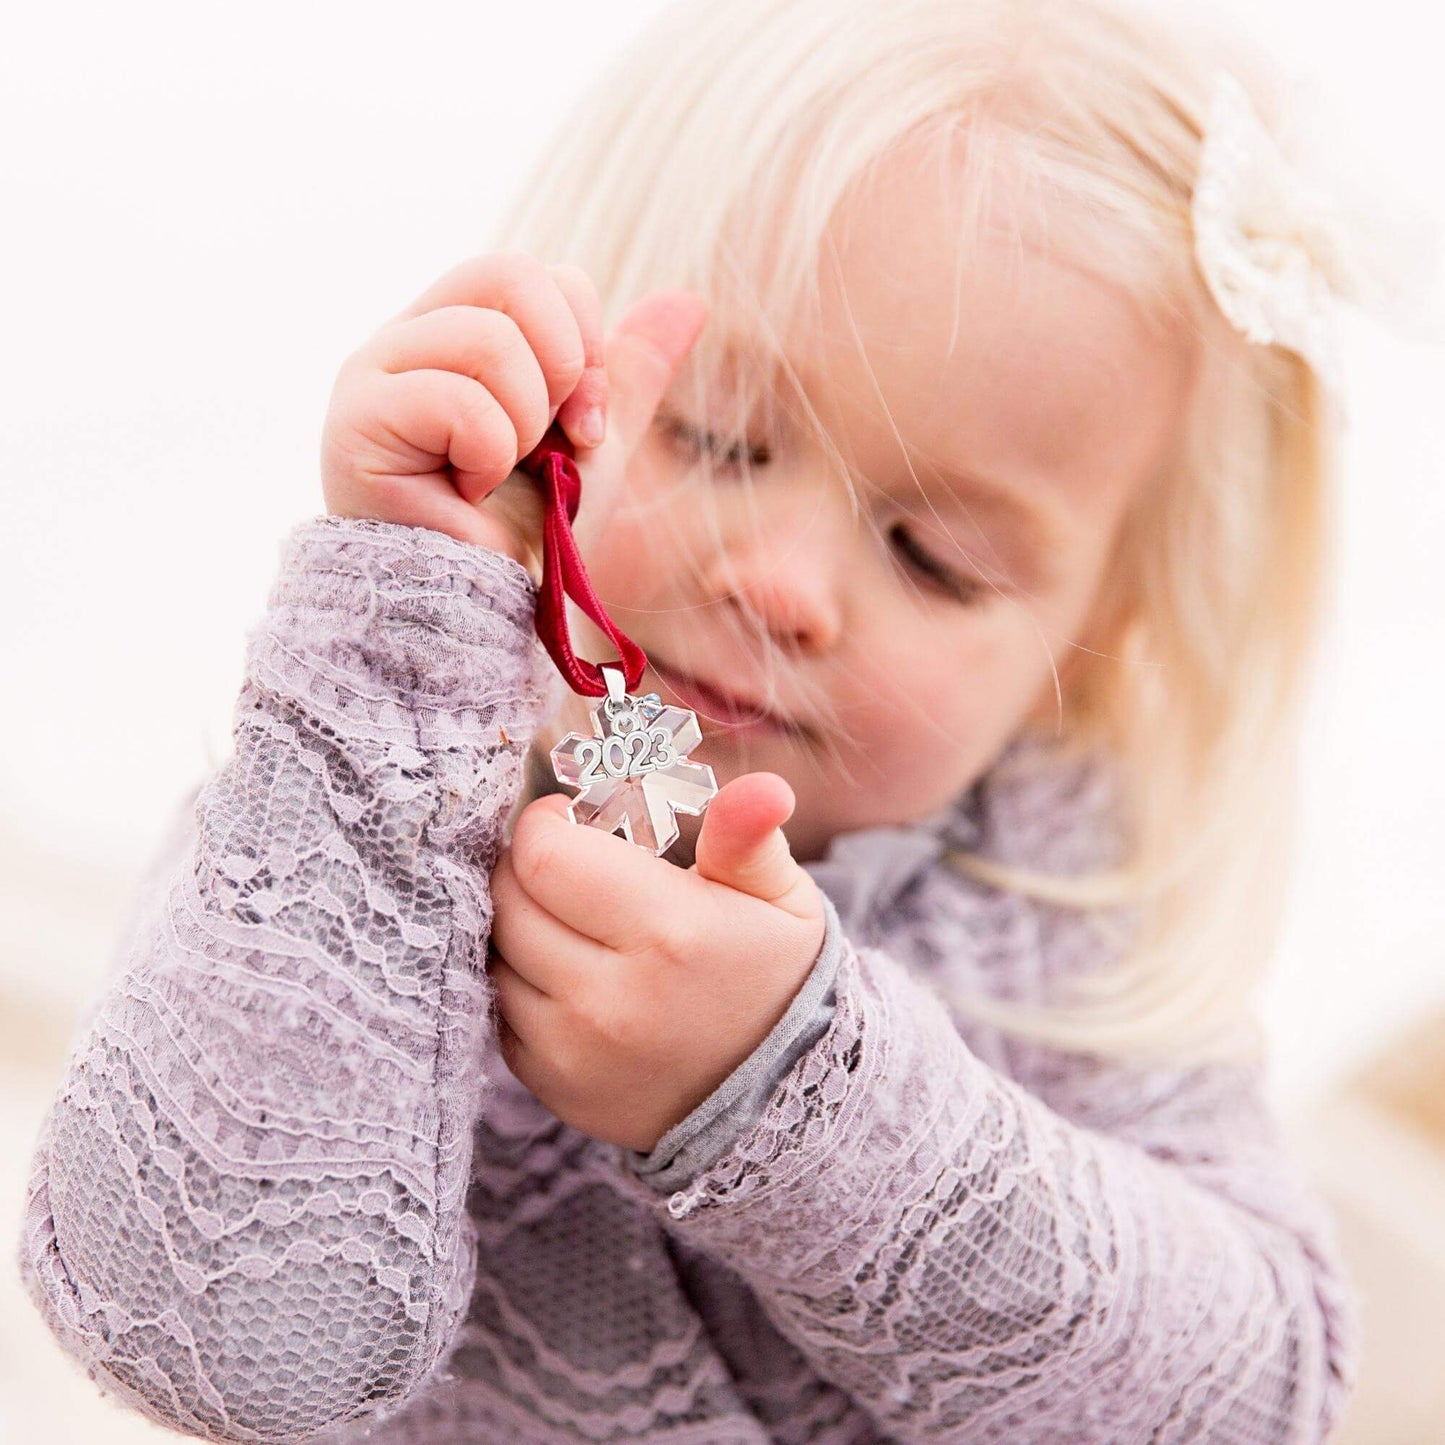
left=19, top=0, right=1380, bottom=1439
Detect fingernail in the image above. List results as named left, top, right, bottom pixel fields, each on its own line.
left=576, top=404, right=607, bottom=448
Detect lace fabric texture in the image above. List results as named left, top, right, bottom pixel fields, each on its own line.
left=17, top=516, right=1356, bottom=1443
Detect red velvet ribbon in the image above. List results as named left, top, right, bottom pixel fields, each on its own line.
left=515, top=424, right=647, bottom=698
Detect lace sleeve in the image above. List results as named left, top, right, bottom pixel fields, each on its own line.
left=15, top=516, right=562, bottom=1443
left=610, top=930, right=1358, bottom=1443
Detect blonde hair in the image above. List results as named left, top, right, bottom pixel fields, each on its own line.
left=486, top=0, right=1349, bottom=1062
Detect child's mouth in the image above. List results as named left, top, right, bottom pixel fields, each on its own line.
left=646, top=658, right=800, bottom=738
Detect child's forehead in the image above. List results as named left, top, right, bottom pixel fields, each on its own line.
left=692, top=219, right=1178, bottom=453
left=675, top=116, right=1184, bottom=436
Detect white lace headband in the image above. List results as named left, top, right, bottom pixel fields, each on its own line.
left=1190, top=67, right=1419, bottom=407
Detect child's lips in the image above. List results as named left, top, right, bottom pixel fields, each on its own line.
left=647, top=658, right=802, bottom=737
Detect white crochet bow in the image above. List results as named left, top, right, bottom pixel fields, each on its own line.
left=1191, top=69, right=1369, bottom=401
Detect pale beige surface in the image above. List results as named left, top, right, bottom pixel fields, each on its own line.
left=1300, top=1084, right=1445, bottom=1443
left=2, top=826, right=1442, bottom=1442
left=1328, top=1184, right=1445, bottom=1442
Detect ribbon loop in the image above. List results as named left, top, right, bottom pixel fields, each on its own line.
left=516, top=427, right=647, bottom=698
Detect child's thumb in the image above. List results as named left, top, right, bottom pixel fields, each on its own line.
left=604, top=291, right=709, bottom=459
left=691, top=773, right=815, bottom=918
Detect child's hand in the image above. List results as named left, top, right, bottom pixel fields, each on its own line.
left=320, top=250, right=709, bottom=564
left=487, top=773, right=829, bottom=1154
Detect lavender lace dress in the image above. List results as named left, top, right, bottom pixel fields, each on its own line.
left=17, top=517, right=1356, bottom=1443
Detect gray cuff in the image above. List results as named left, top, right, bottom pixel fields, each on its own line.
left=621, top=890, right=846, bottom=1194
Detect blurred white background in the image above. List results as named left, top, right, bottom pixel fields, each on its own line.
left=1, top=2, right=1442, bottom=1440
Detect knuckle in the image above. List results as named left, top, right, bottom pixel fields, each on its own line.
left=492, top=254, right=585, bottom=375
left=656, top=908, right=703, bottom=965
left=579, top=988, right=640, bottom=1055
left=448, top=374, right=494, bottom=428
left=402, top=304, right=527, bottom=378
left=422, top=302, right=490, bottom=346
left=492, top=248, right=553, bottom=299
left=550, top=263, right=601, bottom=341
left=352, top=314, right=418, bottom=370
left=442, top=301, right=527, bottom=355
left=553, top=348, right=587, bottom=388
left=549, top=260, right=591, bottom=291
left=455, top=386, right=518, bottom=467
left=545, top=1025, right=588, bottom=1085
left=476, top=305, right=532, bottom=361
left=549, top=326, right=588, bottom=381
left=432, top=310, right=545, bottom=444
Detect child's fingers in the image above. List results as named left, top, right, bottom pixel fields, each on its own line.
left=549, top=263, right=609, bottom=451
left=323, top=455, right=525, bottom=557
left=489, top=841, right=610, bottom=998
left=360, top=305, right=552, bottom=464
left=604, top=291, right=709, bottom=462
left=488, top=952, right=585, bottom=1107
left=487, top=948, right=551, bottom=1057
left=343, top=367, right=519, bottom=503
left=507, top=793, right=709, bottom=954
left=392, top=250, right=588, bottom=415
left=324, top=366, right=538, bottom=561
left=691, top=773, right=817, bottom=919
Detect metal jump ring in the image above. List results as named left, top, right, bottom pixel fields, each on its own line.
left=602, top=663, right=629, bottom=713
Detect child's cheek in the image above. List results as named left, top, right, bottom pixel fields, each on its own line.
left=578, top=505, right=661, bottom=616
left=868, top=620, right=1052, bottom=798
left=578, top=456, right=695, bottom=620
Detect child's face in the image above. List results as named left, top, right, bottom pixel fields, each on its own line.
left=569, top=141, right=1195, bottom=864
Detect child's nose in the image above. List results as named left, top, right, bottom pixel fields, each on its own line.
left=725, top=565, right=842, bottom=653
left=707, top=516, right=847, bottom=654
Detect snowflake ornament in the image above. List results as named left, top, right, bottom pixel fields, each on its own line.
left=550, top=665, right=719, bottom=857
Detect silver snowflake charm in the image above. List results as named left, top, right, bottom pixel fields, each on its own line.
left=550, top=664, right=718, bottom=857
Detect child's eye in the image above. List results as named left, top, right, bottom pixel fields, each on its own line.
left=660, top=415, right=772, bottom=470
left=888, top=522, right=986, bottom=605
